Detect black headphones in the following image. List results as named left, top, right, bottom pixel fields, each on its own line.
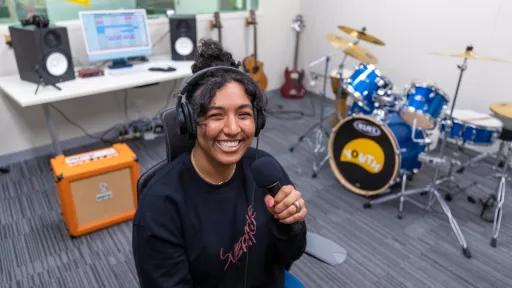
left=176, top=66, right=266, bottom=141
left=20, top=15, right=50, bottom=28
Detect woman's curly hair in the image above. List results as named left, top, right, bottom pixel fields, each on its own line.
left=185, top=39, right=267, bottom=122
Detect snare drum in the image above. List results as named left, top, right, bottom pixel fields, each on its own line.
left=442, top=109, right=502, bottom=145
left=343, top=64, right=392, bottom=114
left=329, top=113, right=426, bottom=196
left=400, top=82, right=449, bottom=130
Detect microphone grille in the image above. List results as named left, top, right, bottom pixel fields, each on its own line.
left=251, top=156, right=283, bottom=188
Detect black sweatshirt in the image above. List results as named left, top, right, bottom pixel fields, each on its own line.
left=133, top=148, right=307, bottom=288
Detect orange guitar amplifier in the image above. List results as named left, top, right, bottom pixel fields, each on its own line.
left=50, top=143, right=140, bottom=237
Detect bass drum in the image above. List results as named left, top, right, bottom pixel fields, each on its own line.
left=328, top=113, right=426, bottom=196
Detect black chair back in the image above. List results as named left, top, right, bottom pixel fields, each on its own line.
left=137, top=107, right=194, bottom=199
left=161, top=107, right=194, bottom=162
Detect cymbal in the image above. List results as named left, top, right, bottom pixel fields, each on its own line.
left=337, top=25, right=385, bottom=46
left=431, top=48, right=511, bottom=63
left=326, top=34, right=378, bottom=64
left=490, top=102, right=512, bottom=118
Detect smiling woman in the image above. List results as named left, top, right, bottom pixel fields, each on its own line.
left=132, top=39, right=307, bottom=287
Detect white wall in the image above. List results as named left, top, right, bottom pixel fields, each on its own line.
left=0, top=0, right=300, bottom=161
left=299, top=0, right=512, bottom=115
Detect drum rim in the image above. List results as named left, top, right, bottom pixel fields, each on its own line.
left=356, top=63, right=380, bottom=76
left=328, top=115, right=400, bottom=196
left=399, top=106, right=441, bottom=130
left=343, top=84, right=374, bottom=112
left=447, top=120, right=502, bottom=145
left=409, top=81, right=450, bottom=101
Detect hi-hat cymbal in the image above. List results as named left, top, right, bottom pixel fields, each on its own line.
left=431, top=46, right=511, bottom=63
left=337, top=25, right=385, bottom=46
left=326, top=34, right=378, bottom=64
left=490, top=102, right=512, bottom=118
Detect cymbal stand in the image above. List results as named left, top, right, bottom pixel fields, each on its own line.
left=491, top=141, right=512, bottom=247
left=364, top=47, right=473, bottom=258
left=443, top=140, right=507, bottom=203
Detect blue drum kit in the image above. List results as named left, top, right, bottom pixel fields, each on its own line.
left=323, top=27, right=511, bottom=258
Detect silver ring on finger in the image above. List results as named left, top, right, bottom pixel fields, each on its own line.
left=292, top=201, right=302, bottom=214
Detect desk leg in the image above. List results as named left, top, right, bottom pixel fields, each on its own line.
left=42, top=104, right=63, bottom=155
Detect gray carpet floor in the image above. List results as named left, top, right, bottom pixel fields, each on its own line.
left=1, top=91, right=511, bottom=287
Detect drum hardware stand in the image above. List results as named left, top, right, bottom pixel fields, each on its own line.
left=289, top=56, right=332, bottom=177
left=445, top=141, right=508, bottom=203
left=310, top=48, right=360, bottom=178
left=364, top=48, right=474, bottom=258
left=490, top=141, right=512, bottom=247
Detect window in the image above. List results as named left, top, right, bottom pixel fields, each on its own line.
left=0, top=0, right=258, bottom=24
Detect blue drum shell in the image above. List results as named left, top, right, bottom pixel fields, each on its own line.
left=405, top=85, right=448, bottom=122
left=345, top=64, right=380, bottom=112
left=387, top=113, right=426, bottom=172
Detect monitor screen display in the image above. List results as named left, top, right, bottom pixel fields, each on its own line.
left=80, top=10, right=152, bottom=62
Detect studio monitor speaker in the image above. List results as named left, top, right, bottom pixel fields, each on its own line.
left=50, top=144, right=140, bottom=237
left=9, top=24, right=75, bottom=85
left=169, top=15, right=197, bottom=61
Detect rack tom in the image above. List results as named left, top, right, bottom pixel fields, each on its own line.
left=400, top=82, right=449, bottom=130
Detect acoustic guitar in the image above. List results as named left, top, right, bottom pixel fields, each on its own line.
left=280, top=15, right=306, bottom=99
left=243, top=10, right=268, bottom=91
left=209, top=11, right=223, bottom=45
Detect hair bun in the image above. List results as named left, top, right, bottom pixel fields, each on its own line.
left=191, top=39, right=239, bottom=73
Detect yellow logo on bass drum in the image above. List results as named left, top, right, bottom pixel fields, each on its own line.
left=340, top=138, right=385, bottom=173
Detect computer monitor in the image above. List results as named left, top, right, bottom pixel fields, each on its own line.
left=79, top=9, right=152, bottom=69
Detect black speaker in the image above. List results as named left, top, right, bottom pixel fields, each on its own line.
left=169, top=15, right=197, bottom=61
left=9, top=25, right=75, bottom=85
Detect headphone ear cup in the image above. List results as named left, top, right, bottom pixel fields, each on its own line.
left=255, top=109, right=266, bottom=137
left=183, top=102, right=196, bottom=140
left=177, top=101, right=188, bottom=136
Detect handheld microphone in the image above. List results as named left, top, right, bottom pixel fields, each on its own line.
left=251, top=156, right=284, bottom=197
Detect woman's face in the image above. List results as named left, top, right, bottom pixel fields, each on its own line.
left=195, top=81, right=256, bottom=166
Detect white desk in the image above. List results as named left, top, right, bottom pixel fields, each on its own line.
left=0, top=56, right=193, bottom=107
left=0, top=55, right=193, bottom=154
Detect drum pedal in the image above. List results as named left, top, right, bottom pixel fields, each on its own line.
left=467, top=195, right=476, bottom=204
left=479, top=194, right=496, bottom=223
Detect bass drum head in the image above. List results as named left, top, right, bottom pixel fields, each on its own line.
left=328, top=115, right=400, bottom=196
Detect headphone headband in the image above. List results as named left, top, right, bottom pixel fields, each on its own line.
left=179, top=66, right=249, bottom=98
left=176, top=65, right=266, bottom=140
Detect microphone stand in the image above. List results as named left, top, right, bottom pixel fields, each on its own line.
left=288, top=56, right=332, bottom=177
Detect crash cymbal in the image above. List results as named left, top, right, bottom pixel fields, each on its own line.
left=337, top=25, right=385, bottom=46
left=326, top=34, right=378, bottom=64
left=431, top=46, right=511, bottom=63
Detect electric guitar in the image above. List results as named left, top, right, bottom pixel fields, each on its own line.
left=209, top=11, right=223, bottom=45
left=243, top=10, right=268, bottom=91
left=281, top=15, right=306, bottom=99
